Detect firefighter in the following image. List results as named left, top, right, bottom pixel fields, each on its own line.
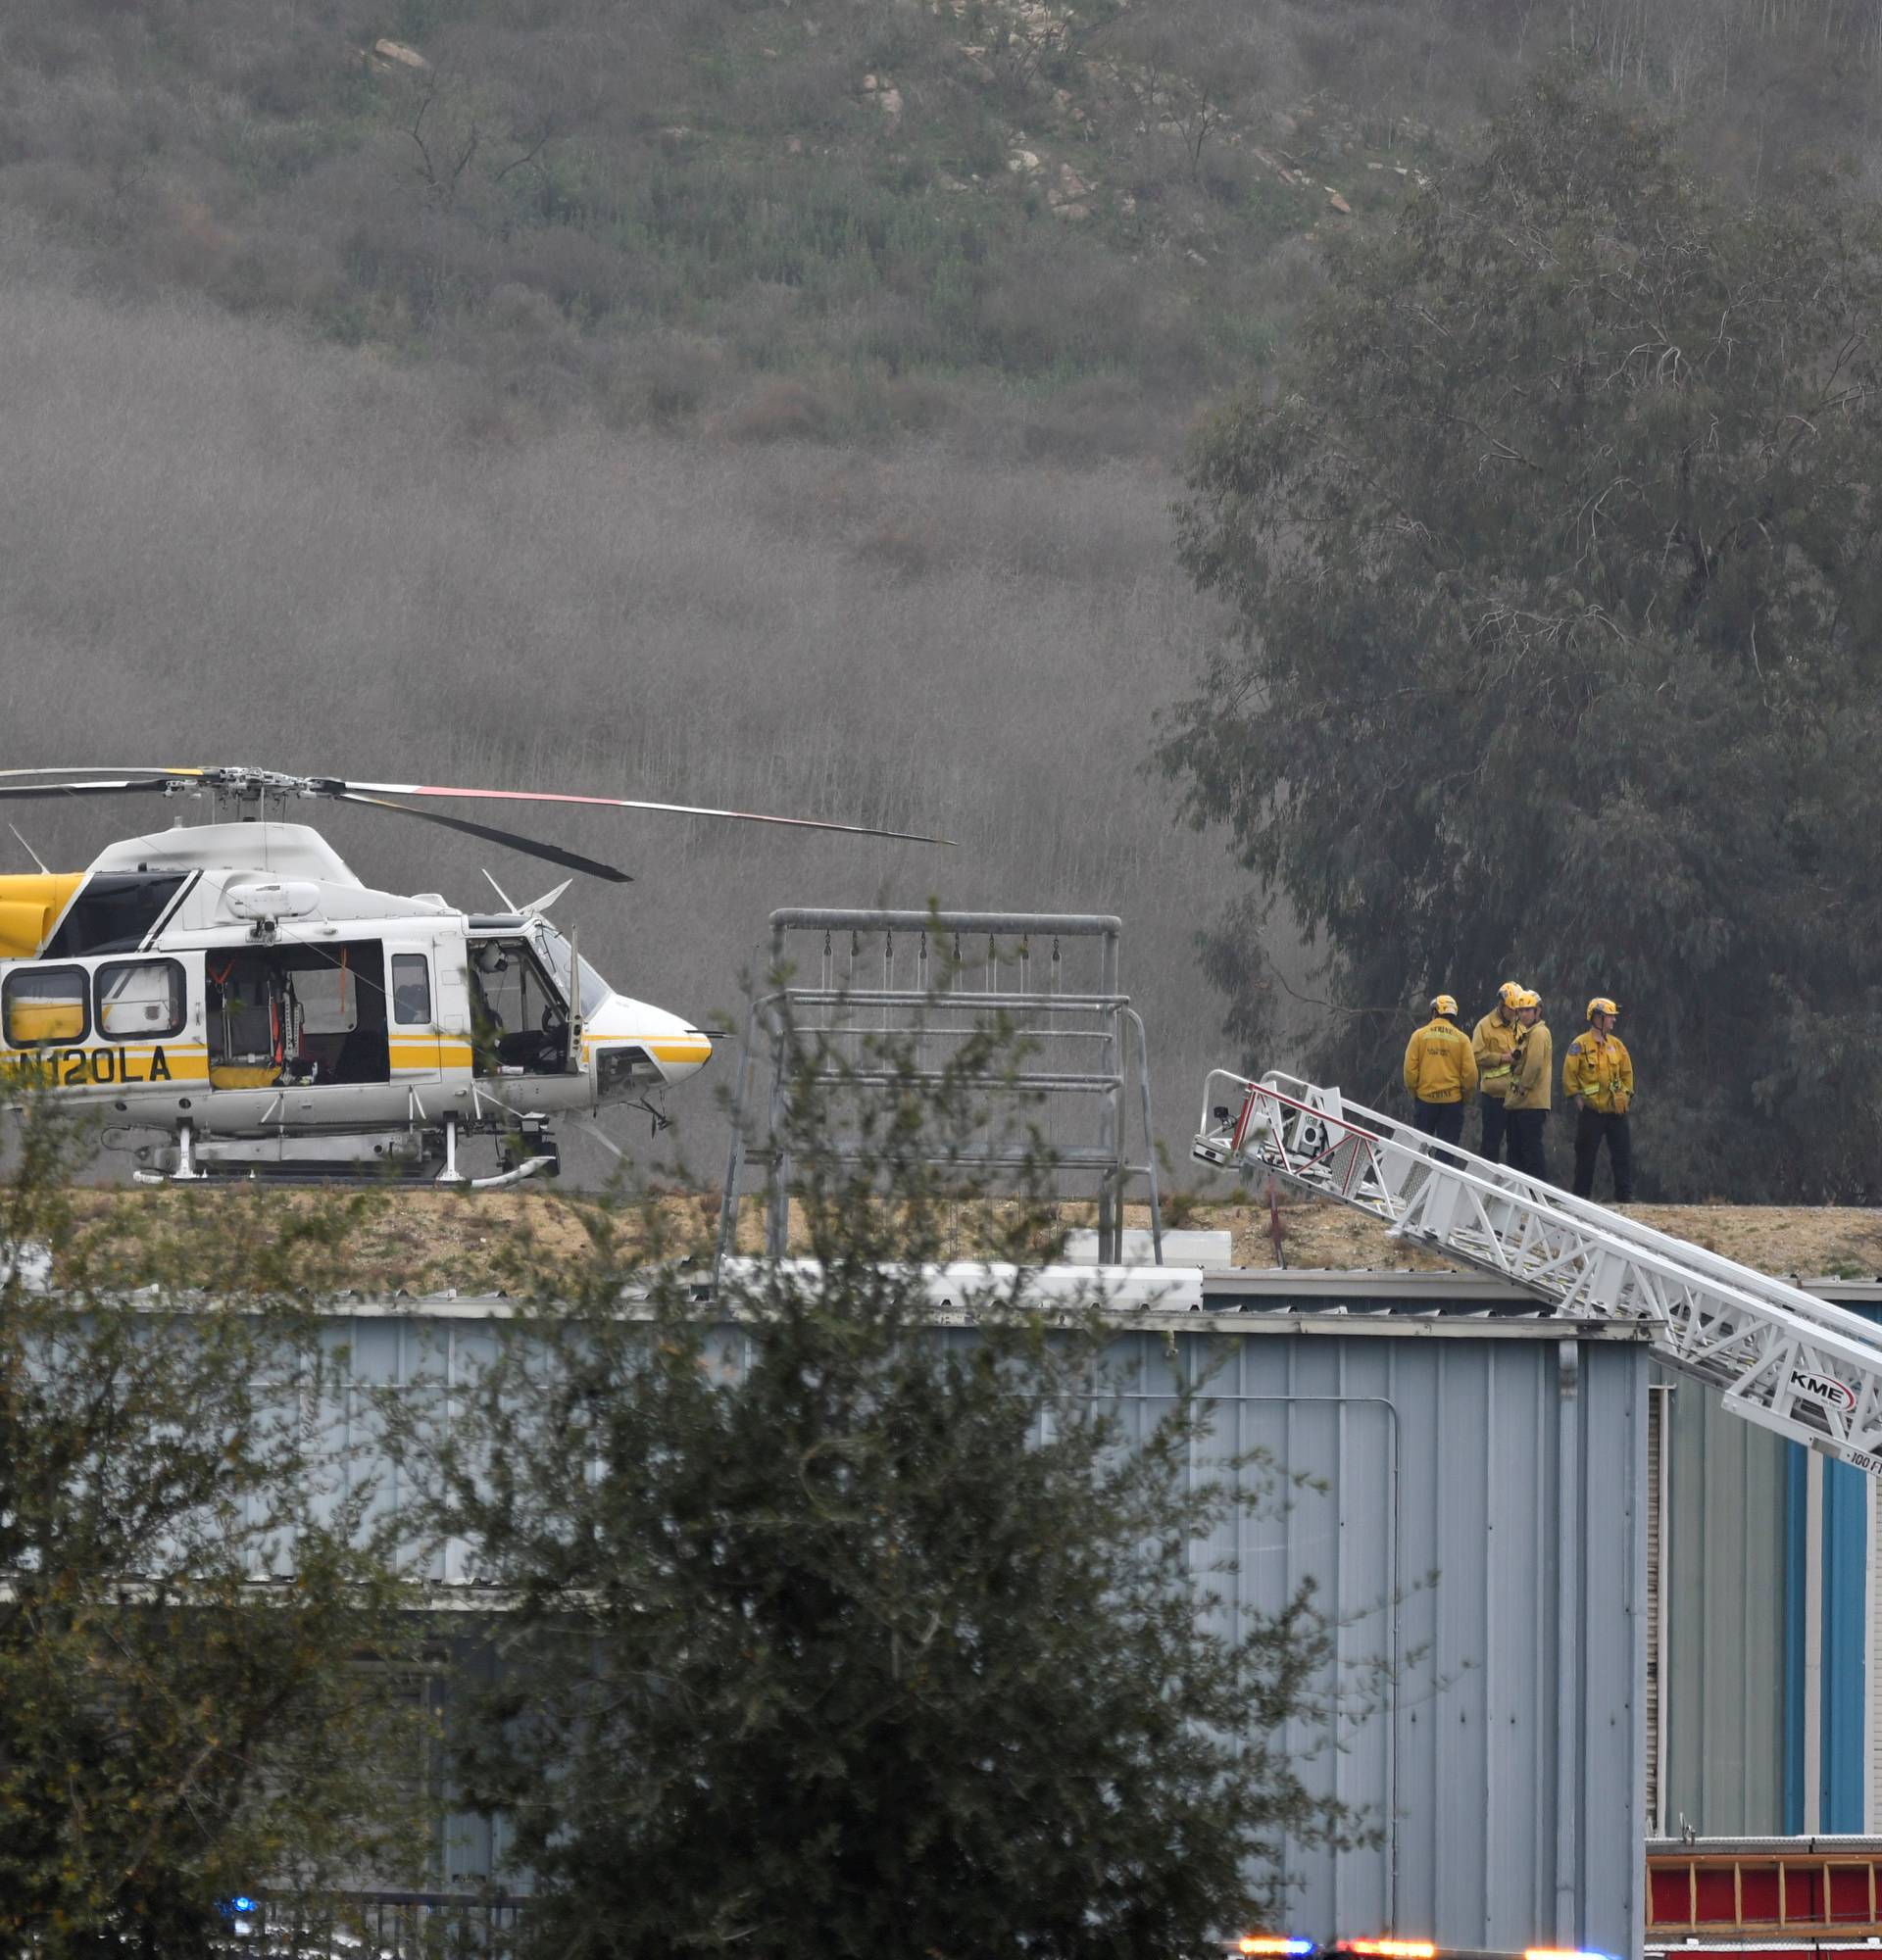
left=1471, top=980, right=1524, bottom=1163
left=1403, top=994, right=1478, bottom=1148
left=1563, top=996, right=1635, bottom=1201
left=1503, top=988, right=1552, bottom=1180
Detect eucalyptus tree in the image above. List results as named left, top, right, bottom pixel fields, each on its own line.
left=1164, top=68, right=1882, bottom=1198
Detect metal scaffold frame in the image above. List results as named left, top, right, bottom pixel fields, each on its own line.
left=716, top=908, right=1164, bottom=1272
left=1194, top=1069, right=1882, bottom=1474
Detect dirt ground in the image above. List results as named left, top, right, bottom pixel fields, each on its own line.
left=1193, top=1190, right=1882, bottom=1280
left=32, top=1184, right=1882, bottom=1296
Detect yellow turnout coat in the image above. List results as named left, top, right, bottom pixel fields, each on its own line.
left=1404, top=1017, right=1479, bottom=1104
left=1562, top=1029, right=1634, bottom=1115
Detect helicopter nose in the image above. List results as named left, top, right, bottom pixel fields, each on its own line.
left=583, top=997, right=714, bottom=1098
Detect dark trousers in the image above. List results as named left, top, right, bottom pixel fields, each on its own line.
left=1572, top=1109, right=1634, bottom=1201
left=1479, top=1096, right=1510, bottom=1163
left=1507, top=1107, right=1548, bottom=1181
left=1412, top=1099, right=1464, bottom=1146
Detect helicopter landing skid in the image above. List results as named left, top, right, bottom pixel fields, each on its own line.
left=435, top=1112, right=560, bottom=1189
left=127, top=1118, right=561, bottom=1189
left=459, top=1154, right=558, bottom=1191
left=128, top=1154, right=561, bottom=1190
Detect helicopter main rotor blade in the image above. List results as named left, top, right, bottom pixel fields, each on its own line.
left=0, top=767, right=952, bottom=846
left=0, top=766, right=204, bottom=780
left=333, top=793, right=632, bottom=885
left=328, top=777, right=955, bottom=847
left=0, top=778, right=177, bottom=799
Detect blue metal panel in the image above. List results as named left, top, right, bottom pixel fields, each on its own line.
left=1822, top=1454, right=1868, bottom=1829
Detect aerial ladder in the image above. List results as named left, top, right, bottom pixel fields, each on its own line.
left=1194, top=1070, right=1882, bottom=1476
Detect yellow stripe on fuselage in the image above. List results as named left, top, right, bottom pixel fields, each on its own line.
left=651, top=1039, right=713, bottom=1064
left=581, top=1036, right=714, bottom=1066
left=388, top=1038, right=474, bottom=1071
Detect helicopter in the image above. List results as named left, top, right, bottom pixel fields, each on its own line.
left=0, top=764, right=946, bottom=1186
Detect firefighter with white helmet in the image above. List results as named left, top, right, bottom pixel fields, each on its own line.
left=1563, top=996, right=1635, bottom=1201
left=1470, top=980, right=1524, bottom=1163
left=1503, top=988, right=1553, bottom=1180
left=1403, top=993, right=1478, bottom=1149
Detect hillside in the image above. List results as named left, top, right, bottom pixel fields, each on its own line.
left=7, top=0, right=1875, bottom=441
left=4, top=0, right=1401, bottom=436
left=4, top=0, right=1880, bottom=1195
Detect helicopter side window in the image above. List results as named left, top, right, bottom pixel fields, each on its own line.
left=95, top=959, right=187, bottom=1042
left=390, top=955, right=431, bottom=1026
left=294, top=963, right=360, bottom=1037
left=3, top=965, right=89, bottom=1049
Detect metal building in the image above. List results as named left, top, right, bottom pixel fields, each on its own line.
left=1187, top=1064, right=1882, bottom=1846
left=1655, top=1287, right=1882, bottom=1838
left=316, top=1270, right=1654, bottom=1957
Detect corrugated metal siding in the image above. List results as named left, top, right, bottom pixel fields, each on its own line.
left=315, top=1310, right=1649, bottom=1954
left=1657, top=1361, right=1788, bottom=1835
left=1654, top=1295, right=1881, bottom=1839
left=1647, top=1385, right=1672, bottom=1836
left=886, top=1322, right=1647, bottom=1953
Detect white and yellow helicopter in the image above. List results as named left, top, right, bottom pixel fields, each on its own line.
left=0, top=765, right=944, bottom=1186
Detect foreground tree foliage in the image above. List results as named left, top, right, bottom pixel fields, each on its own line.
left=1164, top=68, right=1882, bottom=1200
left=424, top=1008, right=1362, bottom=1958
left=0, top=1102, right=429, bottom=1955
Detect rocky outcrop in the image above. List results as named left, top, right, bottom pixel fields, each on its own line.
left=369, top=37, right=426, bottom=71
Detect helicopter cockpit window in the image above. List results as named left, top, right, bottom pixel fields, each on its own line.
left=3, top=965, right=89, bottom=1049
left=44, top=874, right=188, bottom=958
left=468, top=938, right=570, bottom=1076
left=534, top=923, right=612, bottom=1018
left=95, top=959, right=187, bottom=1042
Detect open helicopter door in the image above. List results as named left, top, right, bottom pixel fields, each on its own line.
left=466, top=929, right=574, bottom=1080
left=203, top=940, right=393, bottom=1091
